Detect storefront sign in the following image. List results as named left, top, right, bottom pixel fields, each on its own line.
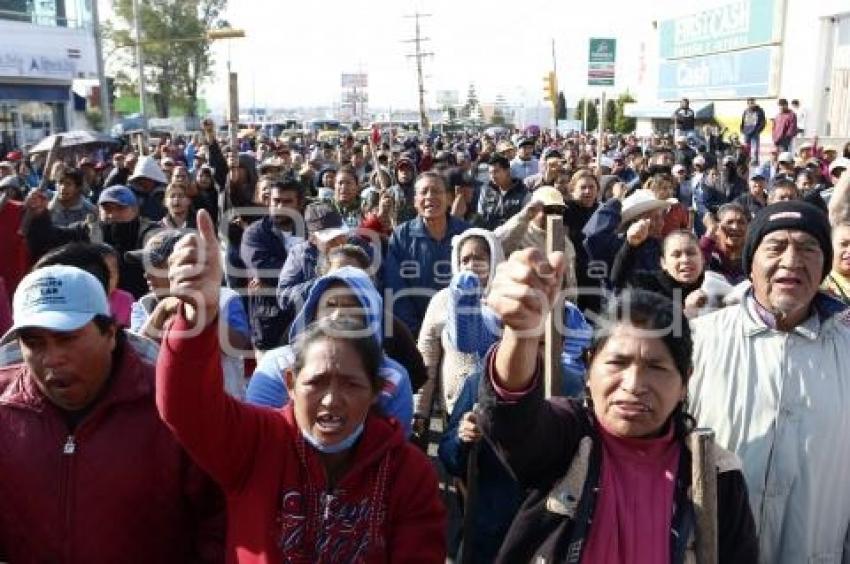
left=588, top=38, right=616, bottom=86
left=0, top=50, right=76, bottom=80
left=657, top=46, right=780, bottom=100
left=658, top=0, right=783, bottom=59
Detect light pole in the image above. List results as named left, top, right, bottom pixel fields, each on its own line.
left=122, top=14, right=245, bottom=140
left=131, top=0, right=148, bottom=138
left=91, top=0, right=111, bottom=133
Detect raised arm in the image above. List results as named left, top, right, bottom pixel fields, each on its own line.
left=156, top=209, right=279, bottom=491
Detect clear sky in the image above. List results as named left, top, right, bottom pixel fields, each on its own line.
left=101, top=0, right=656, bottom=113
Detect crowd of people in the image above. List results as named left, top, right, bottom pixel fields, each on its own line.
left=0, top=108, right=849, bottom=563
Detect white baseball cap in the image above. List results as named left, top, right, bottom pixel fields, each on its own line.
left=0, top=266, right=109, bottom=344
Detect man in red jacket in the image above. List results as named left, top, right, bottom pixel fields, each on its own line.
left=0, top=263, right=225, bottom=563
left=772, top=98, right=798, bottom=153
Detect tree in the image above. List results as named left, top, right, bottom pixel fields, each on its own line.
left=491, top=107, right=506, bottom=125
left=613, top=92, right=637, bottom=134
left=492, top=93, right=508, bottom=125
left=462, top=83, right=479, bottom=119
left=604, top=99, right=617, bottom=132
left=573, top=98, right=598, bottom=131
left=107, top=0, right=228, bottom=118
left=556, top=92, right=567, bottom=121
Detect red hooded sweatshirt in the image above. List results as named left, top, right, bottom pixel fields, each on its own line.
left=157, top=314, right=446, bottom=563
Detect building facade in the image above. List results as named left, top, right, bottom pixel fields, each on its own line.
left=0, top=0, right=98, bottom=153
left=628, top=0, right=850, bottom=141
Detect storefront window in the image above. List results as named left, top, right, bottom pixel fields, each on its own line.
left=0, top=103, right=21, bottom=154
left=0, top=101, right=65, bottom=150
left=19, top=101, right=55, bottom=145
left=0, top=0, right=91, bottom=28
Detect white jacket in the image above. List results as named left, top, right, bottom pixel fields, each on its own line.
left=689, top=296, right=850, bottom=564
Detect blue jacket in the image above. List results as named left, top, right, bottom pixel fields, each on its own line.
left=240, top=216, right=291, bottom=286
left=246, top=266, right=414, bottom=436
left=383, top=215, right=470, bottom=337
left=438, top=372, right=524, bottom=564
left=276, top=239, right=320, bottom=313
left=582, top=198, right=662, bottom=283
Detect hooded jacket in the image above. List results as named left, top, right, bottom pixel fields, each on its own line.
left=388, top=158, right=418, bottom=225
left=248, top=267, right=413, bottom=436
left=383, top=214, right=470, bottom=337
left=0, top=337, right=225, bottom=563
left=416, top=228, right=503, bottom=416
left=157, top=314, right=445, bottom=563
left=128, top=156, right=168, bottom=222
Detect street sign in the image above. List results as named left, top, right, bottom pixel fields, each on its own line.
left=588, top=38, right=616, bottom=87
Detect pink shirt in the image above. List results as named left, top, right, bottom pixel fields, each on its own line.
left=109, top=289, right=135, bottom=328
left=581, top=422, right=680, bottom=564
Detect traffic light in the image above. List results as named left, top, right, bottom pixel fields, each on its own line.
left=543, top=71, right=558, bottom=104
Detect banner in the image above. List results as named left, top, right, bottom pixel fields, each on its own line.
left=657, top=46, right=780, bottom=100
left=588, top=38, right=616, bottom=86
left=658, top=0, right=784, bottom=59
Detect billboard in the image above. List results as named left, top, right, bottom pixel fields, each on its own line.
left=436, top=90, right=459, bottom=106
left=341, top=73, right=368, bottom=88
left=658, top=0, right=784, bottom=59
left=657, top=46, right=781, bottom=100
left=588, top=38, right=616, bottom=86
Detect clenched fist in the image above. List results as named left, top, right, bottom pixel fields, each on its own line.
left=167, top=209, right=221, bottom=328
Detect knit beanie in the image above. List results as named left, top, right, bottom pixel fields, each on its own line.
left=742, top=200, right=833, bottom=281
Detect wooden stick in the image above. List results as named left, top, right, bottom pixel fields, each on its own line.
left=18, top=135, right=63, bottom=236
left=38, top=135, right=64, bottom=192
left=689, top=428, right=718, bottom=564
left=544, top=214, right=565, bottom=398
left=460, top=404, right=480, bottom=564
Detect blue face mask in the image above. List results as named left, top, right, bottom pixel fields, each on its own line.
left=301, top=422, right=365, bottom=454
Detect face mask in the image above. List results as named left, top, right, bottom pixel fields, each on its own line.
left=301, top=422, right=364, bottom=454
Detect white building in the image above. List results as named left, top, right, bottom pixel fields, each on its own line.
left=0, top=0, right=99, bottom=152
left=627, top=0, right=850, bottom=142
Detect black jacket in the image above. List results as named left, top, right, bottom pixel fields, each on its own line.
left=476, top=178, right=530, bottom=231
left=25, top=213, right=159, bottom=299
left=611, top=242, right=704, bottom=306
left=478, top=349, right=758, bottom=564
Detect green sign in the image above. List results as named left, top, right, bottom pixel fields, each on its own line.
left=588, top=38, right=616, bottom=86
left=658, top=0, right=783, bottom=59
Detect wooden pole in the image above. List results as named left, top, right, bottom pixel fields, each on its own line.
left=460, top=404, right=480, bottom=564
left=18, top=135, right=63, bottom=236
left=689, top=428, right=718, bottom=564
left=229, top=72, right=239, bottom=150
left=544, top=214, right=565, bottom=398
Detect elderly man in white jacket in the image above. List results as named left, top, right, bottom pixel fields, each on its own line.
left=689, top=200, right=850, bottom=564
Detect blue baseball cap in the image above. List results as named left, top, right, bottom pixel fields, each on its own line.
left=0, top=266, right=110, bottom=344
left=98, top=185, right=137, bottom=207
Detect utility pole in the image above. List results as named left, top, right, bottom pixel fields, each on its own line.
left=91, top=0, right=110, bottom=133
left=551, top=38, right=558, bottom=131
left=131, top=0, right=147, bottom=138
left=403, top=12, right=433, bottom=134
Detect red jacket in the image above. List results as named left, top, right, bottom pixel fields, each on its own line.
left=0, top=199, right=31, bottom=298
left=157, top=315, right=446, bottom=563
left=772, top=110, right=798, bottom=143
left=0, top=337, right=225, bottom=563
